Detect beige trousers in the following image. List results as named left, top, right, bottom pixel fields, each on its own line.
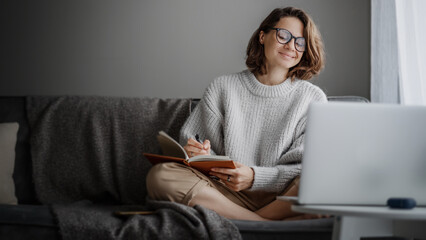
left=146, top=162, right=295, bottom=212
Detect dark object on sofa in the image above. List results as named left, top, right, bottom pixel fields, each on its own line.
left=0, top=95, right=368, bottom=240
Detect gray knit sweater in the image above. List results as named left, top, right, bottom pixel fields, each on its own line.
left=180, top=70, right=327, bottom=193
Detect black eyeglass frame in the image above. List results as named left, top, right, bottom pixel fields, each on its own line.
left=268, top=27, right=306, bottom=52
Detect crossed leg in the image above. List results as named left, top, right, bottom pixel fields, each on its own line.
left=189, top=177, right=322, bottom=221
left=148, top=163, right=319, bottom=221
left=189, top=178, right=300, bottom=221
left=188, top=186, right=269, bottom=221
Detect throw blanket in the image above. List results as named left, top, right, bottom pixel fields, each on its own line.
left=26, top=96, right=192, bottom=204
left=52, top=199, right=241, bottom=240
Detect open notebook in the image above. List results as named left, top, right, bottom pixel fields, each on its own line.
left=143, top=131, right=235, bottom=175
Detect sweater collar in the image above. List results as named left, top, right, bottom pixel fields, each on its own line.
left=241, top=70, right=299, bottom=98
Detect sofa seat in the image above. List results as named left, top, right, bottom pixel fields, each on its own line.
left=0, top=204, right=333, bottom=240
left=0, top=204, right=59, bottom=240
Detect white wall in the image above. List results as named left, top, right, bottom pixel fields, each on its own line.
left=0, top=0, right=370, bottom=99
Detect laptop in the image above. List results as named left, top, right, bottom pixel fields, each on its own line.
left=278, top=102, right=426, bottom=206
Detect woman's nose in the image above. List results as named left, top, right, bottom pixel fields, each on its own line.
left=284, top=38, right=296, bottom=51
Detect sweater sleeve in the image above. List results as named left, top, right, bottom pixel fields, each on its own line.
left=179, top=85, right=225, bottom=156
left=250, top=117, right=305, bottom=192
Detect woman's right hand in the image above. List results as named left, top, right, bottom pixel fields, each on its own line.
left=183, top=138, right=211, bottom=157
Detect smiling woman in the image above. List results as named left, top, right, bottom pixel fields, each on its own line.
left=246, top=7, right=325, bottom=82
left=257, top=17, right=305, bottom=84
left=146, top=6, right=328, bottom=221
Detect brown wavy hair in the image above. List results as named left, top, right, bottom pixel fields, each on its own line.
left=246, top=7, right=325, bottom=81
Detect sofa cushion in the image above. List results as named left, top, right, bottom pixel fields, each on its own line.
left=0, top=123, right=19, bottom=204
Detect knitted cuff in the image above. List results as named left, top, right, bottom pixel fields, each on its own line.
left=249, top=166, right=279, bottom=192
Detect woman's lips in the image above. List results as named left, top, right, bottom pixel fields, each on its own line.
left=279, top=52, right=295, bottom=59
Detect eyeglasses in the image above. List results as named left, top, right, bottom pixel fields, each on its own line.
left=269, top=28, right=306, bottom=52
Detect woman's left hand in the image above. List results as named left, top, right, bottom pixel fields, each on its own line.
left=209, top=162, right=254, bottom=192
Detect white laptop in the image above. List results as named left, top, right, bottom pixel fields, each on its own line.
left=278, top=102, right=426, bottom=206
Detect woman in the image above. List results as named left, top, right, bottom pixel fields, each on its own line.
left=147, top=7, right=327, bottom=221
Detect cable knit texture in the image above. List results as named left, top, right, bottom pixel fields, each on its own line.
left=180, top=70, right=327, bottom=193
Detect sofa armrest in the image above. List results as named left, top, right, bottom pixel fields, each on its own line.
left=0, top=97, right=38, bottom=204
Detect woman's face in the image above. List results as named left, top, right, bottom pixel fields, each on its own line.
left=259, top=17, right=304, bottom=71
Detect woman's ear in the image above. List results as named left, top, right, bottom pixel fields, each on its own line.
left=259, top=31, right=265, bottom=45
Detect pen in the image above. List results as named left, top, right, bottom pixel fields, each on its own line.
left=195, top=134, right=203, bottom=144
left=195, top=134, right=217, bottom=181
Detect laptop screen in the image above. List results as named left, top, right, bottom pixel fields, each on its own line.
left=298, top=102, right=426, bottom=206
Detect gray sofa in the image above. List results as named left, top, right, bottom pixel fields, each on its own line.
left=0, top=95, right=368, bottom=240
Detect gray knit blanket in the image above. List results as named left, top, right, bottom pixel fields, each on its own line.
left=26, top=96, right=241, bottom=239
left=26, top=96, right=191, bottom=204
left=52, top=199, right=241, bottom=240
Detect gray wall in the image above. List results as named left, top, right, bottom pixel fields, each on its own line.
left=1, top=0, right=370, bottom=99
